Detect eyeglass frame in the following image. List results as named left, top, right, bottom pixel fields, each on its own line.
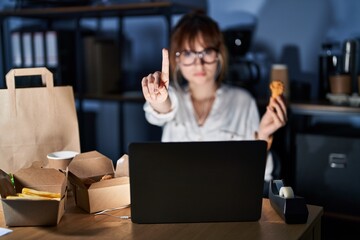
left=175, top=48, right=219, bottom=66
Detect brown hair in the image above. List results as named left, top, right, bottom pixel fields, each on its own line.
left=169, top=12, right=228, bottom=87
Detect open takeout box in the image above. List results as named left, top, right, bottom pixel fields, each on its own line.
left=67, top=151, right=130, bottom=213
left=0, top=167, right=67, bottom=226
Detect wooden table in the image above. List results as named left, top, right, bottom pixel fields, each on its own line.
left=0, top=196, right=323, bottom=240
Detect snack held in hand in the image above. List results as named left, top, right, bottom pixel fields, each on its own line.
left=270, top=80, right=284, bottom=99
left=6, top=187, right=61, bottom=200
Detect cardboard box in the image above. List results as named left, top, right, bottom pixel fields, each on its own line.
left=67, top=151, right=130, bottom=213
left=0, top=167, right=67, bottom=226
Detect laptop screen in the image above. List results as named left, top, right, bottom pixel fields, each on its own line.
left=128, top=140, right=267, bottom=224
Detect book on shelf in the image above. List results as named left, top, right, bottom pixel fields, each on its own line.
left=22, top=32, right=33, bottom=67
left=10, top=26, right=76, bottom=88
left=11, top=32, right=22, bottom=67
left=33, top=31, right=45, bottom=67
left=83, top=35, right=121, bottom=96
left=45, top=31, right=58, bottom=67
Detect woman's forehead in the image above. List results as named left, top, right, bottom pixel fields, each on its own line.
left=181, top=34, right=207, bottom=50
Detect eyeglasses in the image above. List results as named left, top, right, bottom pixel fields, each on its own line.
left=176, top=48, right=218, bottom=66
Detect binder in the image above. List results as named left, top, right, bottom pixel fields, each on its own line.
left=83, top=36, right=120, bottom=95
left=22, top=32, right=33, bottom=67
left=33, top=32, right=45, bottom=66
left=46, top=31, right=58, bottom=67
left=11, top=32, right=22, bottom=67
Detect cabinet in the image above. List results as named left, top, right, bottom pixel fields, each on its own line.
left=296, top=133, right=360, bottom=217
left=0, top=2, right=204, bottom=154
left=287, top=102, right=360, bottom=220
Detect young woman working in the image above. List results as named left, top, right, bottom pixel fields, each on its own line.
left=141, top=12, right=287, bottom=194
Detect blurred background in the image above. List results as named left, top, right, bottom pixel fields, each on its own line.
left=1, top=1, right=360, bottom=239
left=1, top=0, right=359, bottom=158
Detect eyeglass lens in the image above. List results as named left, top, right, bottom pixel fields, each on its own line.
left=177, top=48, right=218, bottom=65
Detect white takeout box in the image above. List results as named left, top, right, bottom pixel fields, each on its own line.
left=67, top=151, right=130, bottom=213
left=0, top=167, right=67, bottom=226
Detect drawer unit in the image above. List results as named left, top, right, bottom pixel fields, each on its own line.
left=295, top=134, right=360, bottom=217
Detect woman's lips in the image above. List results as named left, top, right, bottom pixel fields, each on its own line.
left=194, top=72, right=206, bottom=76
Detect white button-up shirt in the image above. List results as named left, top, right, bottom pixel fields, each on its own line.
left=144, top=84, right=273, bottom=181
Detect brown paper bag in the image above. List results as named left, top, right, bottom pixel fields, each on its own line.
left=0, top=67, right=80, bottom=173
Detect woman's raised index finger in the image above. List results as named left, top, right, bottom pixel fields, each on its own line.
left=161, top=48, right=169, bottom=84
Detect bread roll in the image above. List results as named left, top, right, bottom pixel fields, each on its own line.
left=270, top=80, right=284, bottom=99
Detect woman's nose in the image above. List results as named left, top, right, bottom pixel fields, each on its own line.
left=194, top=55, right=205, bottom=65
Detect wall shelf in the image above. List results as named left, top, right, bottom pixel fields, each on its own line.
left=0, top=2, right=204, bottom=87
left=0, top=2, right=204, bottom=155
left=290, top=101, right=360, bottom=117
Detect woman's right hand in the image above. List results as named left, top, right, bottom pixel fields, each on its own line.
left=141, top=48, right=170, bottom=106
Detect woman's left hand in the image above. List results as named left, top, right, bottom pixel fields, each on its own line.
left=257, top=96, right=287, bottom=140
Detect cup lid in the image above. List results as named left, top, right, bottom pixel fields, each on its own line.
left=47, top=151, right=79, bottom=160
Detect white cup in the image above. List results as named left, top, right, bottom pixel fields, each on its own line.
left=47, top=151, right=79, bottom=171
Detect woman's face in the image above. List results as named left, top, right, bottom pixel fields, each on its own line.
left=177, top=35, right=218, bottom=87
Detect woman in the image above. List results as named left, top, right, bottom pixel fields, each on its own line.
left=141, top=12, right=287, bottom=192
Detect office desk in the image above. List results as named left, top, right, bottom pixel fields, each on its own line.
left=0, top=196, right=323, bottom=240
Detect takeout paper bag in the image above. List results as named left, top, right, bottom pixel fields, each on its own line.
left=0, top=68, right=80, bottom=173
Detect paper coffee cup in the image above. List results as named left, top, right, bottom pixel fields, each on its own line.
left=47, top=151, right=79, bottom=170
left=329, top=74, right=351, bottom=94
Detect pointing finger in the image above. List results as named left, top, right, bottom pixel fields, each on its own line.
left=161, top=48, right=169, bottom=88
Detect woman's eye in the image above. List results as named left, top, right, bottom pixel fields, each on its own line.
left=204, top=49, right=214, bottom=55
left=183, top=51, right=193, bottom=57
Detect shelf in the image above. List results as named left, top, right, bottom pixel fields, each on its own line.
left=82, top=91, right=144, bottom=103
left=0, top=2, right=204, bottom=156
left=0, top=2, right=203, bottom=19
left=0, top=2, right=204, bottom=88
left=290, top=101, right=360, bottom=116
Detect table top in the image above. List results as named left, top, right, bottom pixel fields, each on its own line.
left=0, top=195, right=323, bottom=240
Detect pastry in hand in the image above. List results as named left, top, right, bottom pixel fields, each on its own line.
left=269, top=80, right=284, bottom=99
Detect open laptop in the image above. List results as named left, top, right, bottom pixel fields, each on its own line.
left=128, top=140, right=267, bottom=224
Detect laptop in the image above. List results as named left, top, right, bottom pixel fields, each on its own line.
left=128, top=140, right=267, bottom=224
